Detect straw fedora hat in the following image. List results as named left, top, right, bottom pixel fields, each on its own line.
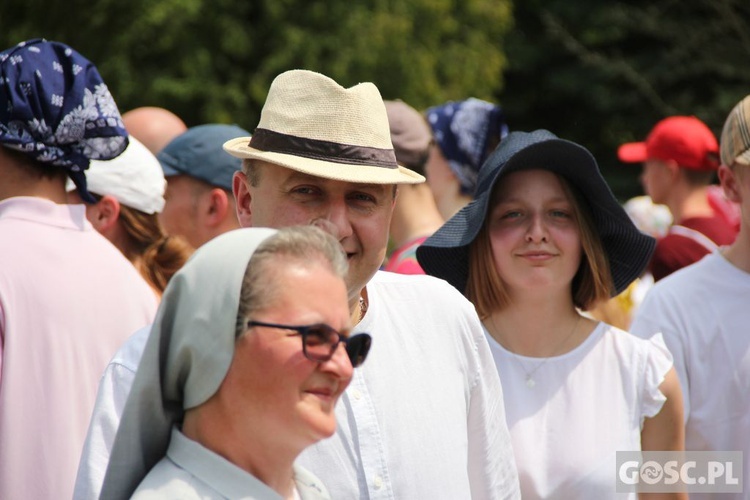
left=417, top=129, right=656, bottom=297
left=224, top=70, right=425, bottom=185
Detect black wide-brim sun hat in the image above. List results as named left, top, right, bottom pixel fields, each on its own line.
left=416, top=129, right=656, bottom=297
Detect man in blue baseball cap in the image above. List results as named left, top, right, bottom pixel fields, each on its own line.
left=157, top=123, right=250, bottom=248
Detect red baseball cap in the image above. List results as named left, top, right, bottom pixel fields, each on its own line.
left=617, top=116, right=720, bottom=171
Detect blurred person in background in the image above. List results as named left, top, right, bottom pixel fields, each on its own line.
left=618, top=116, right=737, bottom=280
left=67, top=136, right=192, bottom=297
left=0, top=39, right=158, bottom=500
left=587, top=195, right=673, bottom=330
left=630, top=95, right=750, bottom=500
left=383, top=100, right=444, bottom=274
left=157, top=123, right=248, bottom=248
left=425, top=98, right=508, bottom=220
left=122, top=106, right=187, bottom=154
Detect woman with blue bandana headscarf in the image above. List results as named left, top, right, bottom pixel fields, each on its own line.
left=0, top=39, right=158, bottom=500
left=425, top=98, right=508, bottom=220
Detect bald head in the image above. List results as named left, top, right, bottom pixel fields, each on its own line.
left=122, top=107, right=188, bottom=154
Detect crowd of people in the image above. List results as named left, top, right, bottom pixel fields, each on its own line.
left=0, top=37, right=747, bottom=500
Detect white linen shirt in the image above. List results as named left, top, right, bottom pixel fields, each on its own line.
left=297, top=271, right=520, bottom=499
left=74, top=325, right=151, bottom=500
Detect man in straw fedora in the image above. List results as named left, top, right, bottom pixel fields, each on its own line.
left=630, top=95, right=750, bottom=499
left=225, top=69, right=520, bottom=499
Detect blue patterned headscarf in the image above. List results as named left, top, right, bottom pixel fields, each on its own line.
left=0, top=39, right=128, bottom=202
left=426, top=98, right=508, bottom=196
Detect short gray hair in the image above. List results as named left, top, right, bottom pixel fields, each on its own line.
left=242, top=158, right=262, bottom=186
left=235, top=225, right=348, bottom=337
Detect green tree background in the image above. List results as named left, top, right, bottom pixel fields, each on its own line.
left=501, top=0, right=750, bottom=197
left=2, top=0, right=749, bottom=199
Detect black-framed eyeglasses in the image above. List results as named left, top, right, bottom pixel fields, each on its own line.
left=247, top=320, right=372, bottom=368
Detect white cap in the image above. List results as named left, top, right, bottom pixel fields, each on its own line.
left=67, top=136, right=166, bottom=214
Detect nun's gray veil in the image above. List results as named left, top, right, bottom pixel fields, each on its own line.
left=100, top=227, right=278, bottom=499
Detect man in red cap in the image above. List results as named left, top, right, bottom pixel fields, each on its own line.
left=618, top=115, right=738, bottom=280
left=383, top=100, right=445, bottom=274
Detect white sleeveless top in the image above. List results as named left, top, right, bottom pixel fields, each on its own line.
left=484, top=322, right=672, bottom=499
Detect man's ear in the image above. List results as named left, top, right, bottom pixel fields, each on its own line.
left=664, top=159, right=681, bottom=180
left=718, top=165, right=741, bottom=203
left=232, top=170, right=253, bottom=227
left=205, top=188, right=230, bottom=228
left=89, top=195, right=121, bottom=233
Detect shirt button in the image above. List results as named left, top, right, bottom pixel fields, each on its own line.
left=352, top=389, right=362, bottom=400
left=374, top=476, right=383, bottom=489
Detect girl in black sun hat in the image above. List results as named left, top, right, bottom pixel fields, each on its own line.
left=418, top=129, right=685, bottom=499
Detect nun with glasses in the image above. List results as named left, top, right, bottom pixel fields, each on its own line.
left=418, top=130, right=685, bottom=499
left=100, top=226, right=372, bottom=500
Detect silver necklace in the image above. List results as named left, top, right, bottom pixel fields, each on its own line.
left=491, top=314, right=581, bottom=389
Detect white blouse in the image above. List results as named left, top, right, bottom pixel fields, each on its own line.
left=485, top=322, right=672, bottom=499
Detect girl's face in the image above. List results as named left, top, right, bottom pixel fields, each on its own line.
left=487, top=169, right=582, bottom=298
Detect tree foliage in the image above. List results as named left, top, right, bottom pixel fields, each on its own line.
left=0, top=0, right=511, bottom=131
left=3, top=0, right=749, bottom=198
left=498, top=0, right=750, bottom=198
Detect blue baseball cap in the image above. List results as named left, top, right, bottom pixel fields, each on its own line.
left=157, top=124, right=250, bottom=191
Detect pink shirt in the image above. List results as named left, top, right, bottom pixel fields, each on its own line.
left=0, top=197, right=158, bottom=500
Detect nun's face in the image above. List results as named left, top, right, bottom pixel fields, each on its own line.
left=487, top=169, right=582, bottom=297
left=219, top=258, right=353, bottom=450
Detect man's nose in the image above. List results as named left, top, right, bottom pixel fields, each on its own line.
left=313, top=199, right=353, bottom=241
